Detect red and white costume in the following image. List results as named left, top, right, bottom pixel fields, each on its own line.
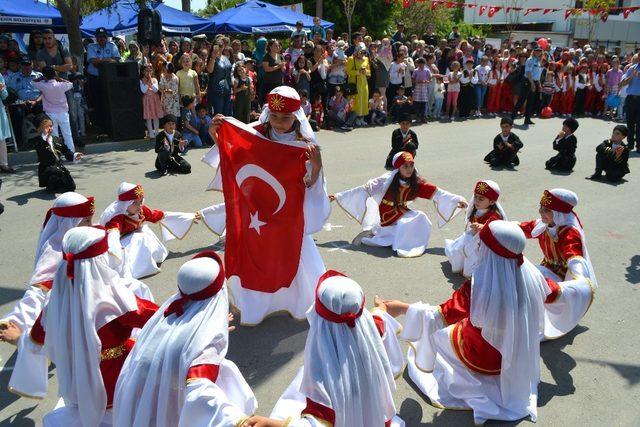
left=1, top=192, right=95, bottom=332
left=114, top=251, right=256, bottom=426
left=519, top=189, right=597, bottom=340
left=445, top=180, right=507, bottom=278
left=270, top=271, right=404, bottom=427
left=402, top=221, right=548, bottom=424
left=13, top=227, right=158, bottom=426
left=201, top=86, right=331, bottom=325
left=100, top=182, right=196, bottom=279
left=335, top=151, right=465, bottom=258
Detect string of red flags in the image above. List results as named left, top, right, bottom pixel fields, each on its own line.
left=388, top=1, right=640, bottom=21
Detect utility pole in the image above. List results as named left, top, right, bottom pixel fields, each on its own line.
left=181, top=0, right=190, bottom=13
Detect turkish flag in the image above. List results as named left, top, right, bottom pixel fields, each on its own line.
left=488, top=6, right=501, bottom=17
left=479, top=5, right=488, bottom=15
left=217, top=120, right=308, bottom=293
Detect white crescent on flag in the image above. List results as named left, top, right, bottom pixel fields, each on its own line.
left=235, top=164, right=287, bottom=214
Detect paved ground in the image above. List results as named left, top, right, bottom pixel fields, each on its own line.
left=0, top=116, right=639, bottom=426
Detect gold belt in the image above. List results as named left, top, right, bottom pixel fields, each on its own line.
left=381, top=199, right=407, bottom=208
left=543, top=258, right=566, bottom=268
left=100, top=341, right=129, bottom=361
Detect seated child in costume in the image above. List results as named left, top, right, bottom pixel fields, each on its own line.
left=484, top=117, right=523, bottom=169
left=546, top=118, right=579, bottom=172
left=33, top=114, right=83, bottom=194
left=385, top=113, right=418, bottom=170
left=155, top=114, right=191, bottom=175
left=588, top=124, right=630, bottom=182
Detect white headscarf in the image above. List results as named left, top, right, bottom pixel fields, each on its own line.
left=113, top=251, right=229, bottom=427
left=531, top=188, right=597, bottom=287
left=301, top=271, right=396, bottom=427
left=31, top=192, right=93, bottom=285
left=470, top=221, right=548, bottom=422
left=465, top=179, right=507, bottom=223
left=99, top=182, right=140, bottom=226
left=42, top=226, right=138, bottom=427
left=258, top=85, right=317, bottom=145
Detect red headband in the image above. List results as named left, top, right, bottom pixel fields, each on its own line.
left=63, top=227, right=109, bottom=280
left=43, top=196, right=95, bottom=227
left=479, top=225, right=524, bottom=266
left=118, top=185, right=144, bottom=201
left=267, top=92, right=301, bottom=113
left=314, top=270, right=365, bottom=328
left=474, top=181, right=499, bottom=202
left=393, top=151, right=414, bottom=169
left=164, top=250, right=225, bottom=318
left=539, top=190, right=573, bottom=213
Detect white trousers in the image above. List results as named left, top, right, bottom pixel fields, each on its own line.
left=47, top=111, right=75, bottom=152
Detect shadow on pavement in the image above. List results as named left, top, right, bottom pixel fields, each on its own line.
left=0, top=406, right=37, bottom=426
left=625, top=255, right=640, bottom=284
left=439, top=261, right=466, bottom=289
left=227, top=315, right=308, bottom=388
left=6, top=189, right=56, bottom=206
left=574, top=357, right=640, bottom=387
left=0, top=287, right=31, bottom=307
left=538, top=325, right=588, bottom=406
left=317, top=240, right=395, bottom=259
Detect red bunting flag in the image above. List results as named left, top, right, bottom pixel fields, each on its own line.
left=403, top=0, right=410, bottom=8
left=467, top=3, right=476, bottom=8
left=431, top=0, right=441, bottom=11
left=524, top=8, right=541, bottom=16
left=446, top=1, right=456, bottom=8
left=622, top=7, right=639, bottom=19
left=543, top=8, right=557, bottom=15
left=505, top=7, right=522, bottom=12
left=479, top=5, right=488, bottom=15
left=564, top=8, right=573, bottom=20
left=488, top=6, right=502, bottom=17
left=601, top=11, right=608, bottom=22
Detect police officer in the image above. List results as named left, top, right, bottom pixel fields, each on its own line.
left=511, top=44, right=542, bottom=125
left=86, top=27, right=121, bottom=128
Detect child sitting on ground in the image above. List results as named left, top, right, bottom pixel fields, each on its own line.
left=389, top=86, right=411, bottom=123
left=299, top=89, right=318, bottom=131
left=368, top=88, right=387, bottom=125
left=311, top=92, right=324, bottom=130
left=546, top=118, right=579, bottom=172
left=385, top=113, right=418, bottom=170
left=588, top=124, right=630, bottom=182
left=180, top=95, right=203, bottom=148
left=194, top=103, right=214, bottom=146
left=484, top=117, right=523, bottom=169
left=155, top=114, right=191, bottom=175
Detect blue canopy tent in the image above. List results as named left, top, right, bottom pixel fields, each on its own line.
left=209, top=0, right=333, bottom=34
left=80, top=0, right=214, bottom=37
left=0, top=0, right=66, bottom=33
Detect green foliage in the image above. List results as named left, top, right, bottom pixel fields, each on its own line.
left=195, top=0, right=245, bottom=17
left=391, top=3, right=486, bottom=41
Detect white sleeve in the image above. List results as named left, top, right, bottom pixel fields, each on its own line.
left=179, top=379, right=248, bottom=427
left=151, top=79, right=159, bottom=93
left=371, top=309, right=405, bottom=378
left=432, top=188, right=465, bottom=228
left=140, top=80, right=149, bottom=93
left=335, top=174, right=387, bottom=228
left=0, top=285, right=47, bottom=331
left=198, top=203, right=227, bottom=236
left=303, top=166, right=331, bottom=235
left=566, top=256, right=592, bottom=281
left=318, top=61, right=327, bottom=80
left=160, top=212, right=197, bottom=242
left=8, top=330, right=49, bottom=399
left=400, top=302, right=444, bottom=373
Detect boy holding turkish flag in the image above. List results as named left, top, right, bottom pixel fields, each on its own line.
left=204, top=86, right=331, bottom=326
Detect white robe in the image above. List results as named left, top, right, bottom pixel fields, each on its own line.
left=270, top=310, right=405, bottom=426
left=200, top=127, right=331, bottom=326
left=335, top=171, right=464, bottom=257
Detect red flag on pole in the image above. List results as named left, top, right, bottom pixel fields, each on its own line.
left=479, top=5, right=488, bottom=16
left=488, top=6, right=502, bottom=17
left=217, top=120, right=308, bottom=293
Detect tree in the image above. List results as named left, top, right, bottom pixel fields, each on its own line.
left=503, top=0, right=523, bottom=34
left=196, top=0, right=244, bottom=16
left=574, top=0, right=615, bottom=43
left=392, top=2, right=485, bottom=40
left=182, top=0, right=190, bottom=13
left=342, top=0, right=357, bottom=38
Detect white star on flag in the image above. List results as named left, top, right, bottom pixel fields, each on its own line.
left=249, top=211, right=267, bottom=234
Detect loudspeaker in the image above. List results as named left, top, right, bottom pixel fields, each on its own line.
left=138, top=8, right=162, bottom=45
left=99, top=63, right=145, bottom=140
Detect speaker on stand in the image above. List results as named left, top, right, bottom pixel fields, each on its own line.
left=98, top=62, right=145, bottom=140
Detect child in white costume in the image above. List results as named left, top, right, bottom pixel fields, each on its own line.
left=380, top=221, right=548, bottom=425
left=333, top=151, right=467, bottom=257
left=114, top=251, right=256, bottom=427
left=445, top=180, right=507, bottom=278
left=203, top=86, right=331, bottom=326
left=244, top=271, right=405, bottom=427
left=100, top=182, right=197, bottom=279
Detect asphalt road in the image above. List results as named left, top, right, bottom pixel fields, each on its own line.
left=1, top=116, right=639, bottom=426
